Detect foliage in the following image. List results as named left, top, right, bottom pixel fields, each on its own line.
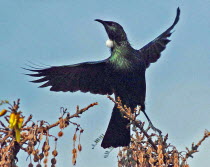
left=107, top=96, right=210, bottom=167
left=0, top=98, right=210, bottom=167
left=0, top=99, right=97, bottom=167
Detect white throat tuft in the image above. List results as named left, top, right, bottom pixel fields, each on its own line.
left=106, top=39, right=114, bottom=48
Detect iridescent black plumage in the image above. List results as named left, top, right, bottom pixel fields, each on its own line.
left=26, top=8, right=180, bottom=148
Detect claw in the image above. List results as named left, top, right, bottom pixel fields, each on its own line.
left=142, top=110, right=162, bottom=136
left=148, top=121, right=162, bottom=136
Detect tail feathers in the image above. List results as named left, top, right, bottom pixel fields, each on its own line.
left=101, top=106, right=130, bottom=148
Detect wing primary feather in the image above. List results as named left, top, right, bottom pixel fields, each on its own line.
left=39, top=82, right=51, bottom=88
left=139, top=8, right=180, bottom=68
left=171, top=8, right=180, bottom=29
left=25, top=60, right=113, bottom=95
left=26, top=73, right=44, bottom=77
left=30, top=77, right=48, bottom=83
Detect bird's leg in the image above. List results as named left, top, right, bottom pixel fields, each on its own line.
left=142, top=110, right=162, bottom=136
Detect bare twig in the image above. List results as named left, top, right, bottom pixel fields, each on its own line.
left=107, top=96, right=210, bottom=167
left=180, top=130, right=210, bottom=166
left=0, top=99, right=98, bottom=166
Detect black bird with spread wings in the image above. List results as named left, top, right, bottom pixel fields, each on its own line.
left=26, top=8, right=180, bottom=148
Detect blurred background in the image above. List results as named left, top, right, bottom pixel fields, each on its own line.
left=0, top=0, right=209, bottom=166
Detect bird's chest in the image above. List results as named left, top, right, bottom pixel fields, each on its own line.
left=109, top=51, right=131, bottom=70
left=111, top=70, right=145, bottom=89
left=113, top=75, right=146, bottom=107
left=108, top=53, right=145, bottom=87
left=109, top=68, right=145, bottom=94
left=108, top=65, right=146, bottom=106
left=107, top=48, right=146, bottom=101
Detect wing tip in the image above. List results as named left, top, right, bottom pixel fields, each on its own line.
left=172, top=7, right=181, bottom=28
left=177, top=7, right=181, bottom=14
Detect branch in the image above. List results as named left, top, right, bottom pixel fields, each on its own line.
left=180, top=130, right=210, bottom=166
left=0, top=99, right=98, bottom=166
left=107, top=95, right=158, bottom=150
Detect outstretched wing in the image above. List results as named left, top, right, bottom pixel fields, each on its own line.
left=26, top=60, right=113, bottom=95
left=139, top=7, right=180, bottom=68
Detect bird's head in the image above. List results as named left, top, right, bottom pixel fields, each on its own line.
left=95, top=19, right=128, bottom=47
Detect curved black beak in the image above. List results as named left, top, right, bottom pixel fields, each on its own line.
left=95, top=19, right=112, bottom=39
left=95, top=19, right=105, bottom=24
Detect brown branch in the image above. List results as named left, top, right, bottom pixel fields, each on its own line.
left=22, top=114, right=32, bottom=128
left=73, top=102, right=98, bottom=118
left=0, top=99, right=98, bottom=166
left=180, top=130, right=210, bottom=166
left=22, top=102, right=98, bottom=132
left=133, top=121, right=158, bottom=151
left=107, top=95, right=158, bottom=150
left=0, top=121, right=8, bottom=129
left=45, top=102, right=98, bottom=130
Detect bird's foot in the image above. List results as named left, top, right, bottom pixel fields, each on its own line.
left=147, top=121, right=162, bottom=136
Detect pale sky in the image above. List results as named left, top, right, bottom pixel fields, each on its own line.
left=0, top=0, right=210, bottom=167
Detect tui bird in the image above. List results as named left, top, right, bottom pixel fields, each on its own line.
left=26, top=8, right=180, bottom=148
